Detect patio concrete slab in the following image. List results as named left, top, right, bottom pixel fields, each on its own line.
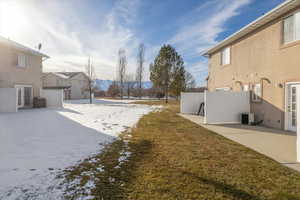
left=178, top=114, right=300, bottom=172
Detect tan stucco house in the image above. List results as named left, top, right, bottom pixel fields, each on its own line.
left=0, top=36, right=49, bottom=109
left=204, top=0, right=300, bottom=132
left=42, top=72, right=91, bottom=100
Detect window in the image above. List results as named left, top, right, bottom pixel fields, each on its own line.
left=17, top=54, right=27, bottom=68
left=221, top=47, right=230, bottom=65
left=216, top=87, right=231, bottom=91
left=283, top=12, right=300, bottom=44
left=252, top=83, right=262, bottom=102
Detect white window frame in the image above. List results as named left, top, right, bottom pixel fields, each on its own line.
left=252, top=83, right=262, bottom=102
left=283, top=11, right=300, bottom=44
left=221, top=47, right=231, bottom=66
left=17, top=53, right=27, bottom=68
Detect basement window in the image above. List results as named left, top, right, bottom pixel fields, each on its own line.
left=216, top=87, right=231, bottom=91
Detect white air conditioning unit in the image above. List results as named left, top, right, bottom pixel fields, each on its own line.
left=241, top=113, right=255, bottom=125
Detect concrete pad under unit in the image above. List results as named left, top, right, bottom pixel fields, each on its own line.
left=178, top=113, right=300, bottom=172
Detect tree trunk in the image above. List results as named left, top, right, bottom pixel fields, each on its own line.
left=139, top=82, right=142, bottom=99
left=165, top=86, right=168, bottom=104
left=139, top=85, right=142, bottom=99
left=89, top=81, right=92, bottom=104
left=128, top=86, right=130, bottom=99
left=120, top=82, right=123, bottom=99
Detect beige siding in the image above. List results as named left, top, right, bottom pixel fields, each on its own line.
left=69, top=73, right=90, bottom=99
left=42, top=72, right=90, bottom=100
left=42, top=74, right=70, bottom=87
left=0, top=43, right=43, bottom=97
left=208, top=9, right=300, bottom=130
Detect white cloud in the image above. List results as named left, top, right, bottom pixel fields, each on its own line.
left=0, top=0, right=142, bottom=80
left=170, top=0, right=252, bottom=54
left=168, top=0, right=252, bottom=85
left=0, top=0, right=253, bottom=85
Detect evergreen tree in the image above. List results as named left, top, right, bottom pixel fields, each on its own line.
left=150, top=44, right=184, bottom=103
left=170, top=66, right=186, bottom=99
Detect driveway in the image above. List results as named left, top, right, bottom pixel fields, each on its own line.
left=179, top=114, right=300, bottom=172
left=0, top=99, right=155, bottom=199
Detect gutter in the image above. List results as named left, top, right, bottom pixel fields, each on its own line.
left=42, top=56, right=50, bottom=62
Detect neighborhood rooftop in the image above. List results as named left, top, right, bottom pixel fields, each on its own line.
left=0, top=35, right=49, bottom=58
left=43, top=72, right=85, bottom=79
left=203, top=0, right=300, bottom=56
left=57, top=72, right=84, bottom=78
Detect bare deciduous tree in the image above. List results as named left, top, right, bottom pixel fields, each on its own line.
left=107, top=80, right=120, bottom=97
left=136, top=43, right=145, bottom=99
left=86, top=56, right=96, bottom=104
left=117, top=49, right=127, bottom=99
left=124, top=74, right=136, bottom=99
left=185, top=71, right=196, bottom=89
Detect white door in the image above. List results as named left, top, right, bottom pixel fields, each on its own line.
left=288, top=85, right=298, bottom=132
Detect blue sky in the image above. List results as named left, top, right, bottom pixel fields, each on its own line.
left=0, top=0, right=286, bottom=86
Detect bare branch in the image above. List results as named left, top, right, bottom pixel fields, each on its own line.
left=117, top=48, right=127, bottom=99
left=85, top=56, right=96, bottom=104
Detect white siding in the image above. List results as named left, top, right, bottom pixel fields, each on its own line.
left=69, top=73, right=90, bottom=99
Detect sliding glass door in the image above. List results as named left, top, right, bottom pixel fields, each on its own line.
left=15, top=85, right=32, bottom=108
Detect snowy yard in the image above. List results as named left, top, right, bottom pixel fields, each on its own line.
left=0, top=99, right=156, bottom=199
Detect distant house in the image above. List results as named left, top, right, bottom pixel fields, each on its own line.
left=42, top=72, right=91, bottom=100
left=0, top=35, right=49, bottom=109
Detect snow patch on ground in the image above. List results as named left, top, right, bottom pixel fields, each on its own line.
left=0, top=99, right=156, bottom=199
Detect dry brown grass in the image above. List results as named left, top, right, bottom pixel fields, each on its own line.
left=63, top=101, right=300, bottom=200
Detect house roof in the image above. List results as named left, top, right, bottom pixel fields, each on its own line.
left=43, top=72, right=91, bottom=81
left=57, top=72, right=83, bottom=78
left=0, top=35, right=49, bottom=58
left=42, top=72, right=68, bottom=80
left=59, top=72, right=91, bottom=81
left=54, top=73, right=70, bottom=79
left=43, top=86, right=71, bottom=89
left=203, top=0, right=300, bottom=56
